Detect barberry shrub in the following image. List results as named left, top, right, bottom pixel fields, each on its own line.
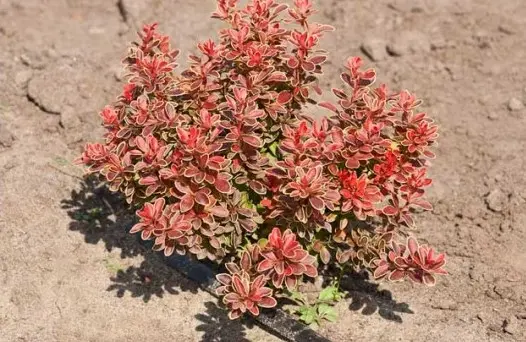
left=78, top=0, right=447, bottom=321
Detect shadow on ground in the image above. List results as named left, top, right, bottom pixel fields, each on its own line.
left=341, top=270, right=414, bottom=323
left=61, top=176, right=260, bottom=341
left=61, top=176, right=199, bottom=302
left=62, top=176, right=413, bottom=341
left=195, top=301, right=254, bottom=342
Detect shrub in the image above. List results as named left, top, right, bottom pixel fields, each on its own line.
left=78, top=0, right=447, bottom=322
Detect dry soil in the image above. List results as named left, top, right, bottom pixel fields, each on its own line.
left=0, top=1, right=525, bottom=341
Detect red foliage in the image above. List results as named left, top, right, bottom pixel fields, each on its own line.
left=217, top=271, right=277, bottom=319
left=78, top=0, right=446, bottom=320
left=372, top=237, right=448, bottom=286
left=257, top=227, right=318, bottom=290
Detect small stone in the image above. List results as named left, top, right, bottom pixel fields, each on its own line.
left=88, top=27, right=105, bottom=35
left=0, top=125, right=15, bottom=149
left=19, top=53, right=46, bottom=70
left=503, top=316, right=520, bottom=335
left=19, top=54, right=32, bottom=66
left=485, top=188, right=507, bottom=212
left=507, top=97, right=524, bottom=111
left=14, top=69, right=33, bottom=92
left=431, top=299, right=458, bottom=311
left=387, top=31, right=430, bottom=56
left=499, top=220, right=511, bottom=232
left=498, top=24, right=515, bottom=35
left=488, top=323, right=502, bottom=332
left=360, top=38, right=388, bottom=62
left=485, top=288, right=499, bottom=299
left=487, top=111, right=499, bottom=120
left=42, top=48, right=58, bottom=59
left=517, top=313, right=526, bottom=319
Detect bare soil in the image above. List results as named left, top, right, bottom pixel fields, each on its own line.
left=0, top=1, right=525, bottom=341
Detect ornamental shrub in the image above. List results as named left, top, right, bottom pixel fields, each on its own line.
left=78, top=0, right=447, bottom=321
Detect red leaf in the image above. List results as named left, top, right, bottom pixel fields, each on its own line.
left=195, top=191, right=211, bottom=206
left=214, top=176, right=232, bottom=194
left=309, top=55, right=327, bottom=65
left=257, top=259, right=274, bottom=273
left=259, top=296, right=277, bottom=308
left=382, top=206, right=398, bottom=216
left=277, top=90, right=293, bottom=105
left=242, top=135, right=263, bottom=148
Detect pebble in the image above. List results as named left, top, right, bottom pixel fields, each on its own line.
left=503, top=316, right=520, bottom=335
left=485, top=188, right=507, bottom=212
left=88, top=26, right=105, bottom=35
left=488, top=323, right=502, bottom=332
left=498, top=24, right=515, bottom=35
left=387, top=31, right=430, bottom=56
left=14, top=69, right=33, bottom=93
left=487, top=111, right=499, bottom=120
left=19, top=53, right=46, bottom=70
left=507, top=97, right=524, bottom=111
left=431, top=299, right=458, bottom=311
left=360, top=38, right=388, bottom=62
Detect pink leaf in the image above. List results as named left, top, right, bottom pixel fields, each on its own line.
left=318, top=101, right=339, bottom=114
left=180, top=195, right=194, bottom=213
left=209, top=205, right=229, bottom=218
left=309, top=196, right=325, bottom=211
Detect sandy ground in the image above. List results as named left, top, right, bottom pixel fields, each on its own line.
left=0, top=0, right=525, bottom=341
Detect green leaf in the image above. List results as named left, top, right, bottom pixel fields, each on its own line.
left=318, top=286, right=336, bottom=302
left=299, top=307, right=317, bottom=325
left=317, top=304, right=338, bottom=322
left=318, top=284, right=344, bottom=303
left=268, top=141, right=279, bottom=156
left=257, top=238, right=268, bottom=249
